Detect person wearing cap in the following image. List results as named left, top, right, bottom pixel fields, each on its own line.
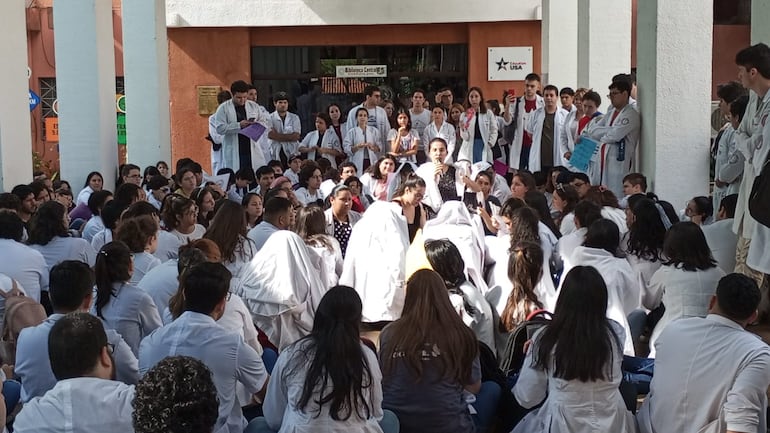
left=267, top=91, right=302, bottom=167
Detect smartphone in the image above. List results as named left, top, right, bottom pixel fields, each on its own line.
left=507, top=88, right=516, bottom=98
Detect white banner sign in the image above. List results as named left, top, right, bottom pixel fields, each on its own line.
left=336, top=65, right=387, bottom=78
left=488, top=47, right=533, bottom=81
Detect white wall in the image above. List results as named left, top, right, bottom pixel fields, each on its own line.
left=165, top=0, right=542, bottom=27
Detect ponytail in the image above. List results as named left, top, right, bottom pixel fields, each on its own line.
left=94, top=241, right=132, bottom=319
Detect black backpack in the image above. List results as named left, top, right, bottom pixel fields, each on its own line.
left=749, top=154, right=770, bottom=228
left=499, top=309, right=552, bottom=376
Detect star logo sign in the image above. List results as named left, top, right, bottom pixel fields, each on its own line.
left=496, top=57, right=509, bottom=71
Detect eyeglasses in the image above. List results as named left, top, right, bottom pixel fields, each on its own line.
left=572, top=181, right=586, bottom=188
left=105, top=343, right=115, bottom=355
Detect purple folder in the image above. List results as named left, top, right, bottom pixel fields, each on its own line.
left=238, top=123, right=267, bottom=141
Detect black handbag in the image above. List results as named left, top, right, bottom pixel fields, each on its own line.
left=749, top=154, right=770, bottom=227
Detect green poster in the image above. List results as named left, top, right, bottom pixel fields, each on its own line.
left=117, top=113, right=126, bottom=145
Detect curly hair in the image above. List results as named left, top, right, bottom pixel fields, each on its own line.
left=28, top=200, right=69, bottom=245
left=132, top=356, right=219, bottom=433
left=116, top=215, right=159, bottom=253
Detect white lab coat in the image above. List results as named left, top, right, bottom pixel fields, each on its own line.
left=524, top=107, right=569, bottom=172
left=702, top=218, right=738, bottom=275
left=268, top=111, right=302, bottom=160
left=579, top=113, right=606, bottom=185
left=209, top=113, right=225, bottom=174
left=91, top=281, right=163, bottom=356
left=235, top=231, right=328, bottom=350
left=713, top=125, right=744, bottom=212
left=422, top=202, right=488, bottom=293
left=732, top=91, right=770, bottom=240
left=645, top=265, right=725, bottom=358
left=263, top=339, right=385, bottom=433
left=458, top=110, right=498, bottom=164
left=559, top=107, right=588, bottom=173
left=506, top=95, right=545, bottom=170
left=583, top=104, right=641, bottom=197
left=742, top=91, right=770, bottom=273
left=638, top=314, right=770, bottom=433
left=343, top=126, right=382, bottom=175
left=339, top=202, right=410, bottom=323
left=212, top=99, right=270, bottom=171
left=300, top=128, right=342, bottom=168
left=14, top=378, right=135, bottom=433
left=513, top=321, right=636, bottom=433
left=415, top=162, right=465, bottom=214
left=565, top=246, right=639, bottom=355
left=345, top=104, right=390, bottom=149
left=422, top=121, right=457, bottom=159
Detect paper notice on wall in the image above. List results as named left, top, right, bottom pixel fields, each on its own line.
left=488, top=47, right=533, bottom=81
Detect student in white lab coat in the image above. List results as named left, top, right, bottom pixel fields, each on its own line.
left=638, top=274, right=770, bottom=433
left=424, top=239, right=495, bottom=352
left=702, top=194, right=739, bottom=274
left=27, top=201, right=96, bottom=269
left=339, top=201, right=410, bottom=325
left=208, top=90, right=232, bottom=174
left=512, top=266, right=637, bottom=433
left=559, top=88, right=588, bottom=172
left=581, top=80, right=640, bottom=198
left=140, top=262, right=269, bottom=433
left=523, top=85, right=569, bottom=172
left=254, top=286, right=394, bottom=433
left=92, top=241, right=163, bottom=356
left=423, top=105, right=457, bottom=160
left=344, top=108, right=382, bottom=175
left=13, top=313, right=136, bottom=433
left=503, top=73, right=544, bottom=171
left=298, top=112, right=344, bottom=168
left=211, top=80, right=270, bottom=172
left=236, top=231, right=328, bottom=350
left=416, top=138, right=466, bottom=213
left=645, top=222, right=725, bottom=357
left=458, top=87, right=499, bottom=164
left=564, top=219, right=639, bottom=355
left=713, top=94, right=748, bottom=212
left=267, top=91, right=302, bottom=164
left=345, top=85, right=390, bottom=149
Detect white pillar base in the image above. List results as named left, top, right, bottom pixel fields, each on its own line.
left=638, top=0, right=713, bottom=207
left=0, top=0, right=33, bottom=190
left=53, top=0, right=118, bottom=191
left=123, top=0, right=172, bottom=169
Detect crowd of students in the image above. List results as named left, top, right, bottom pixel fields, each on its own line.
left=0, top=42, right=768, bottom=433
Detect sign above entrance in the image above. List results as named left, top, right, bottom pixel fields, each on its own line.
left=336, top=65, right=387, bottom=78
left=487, top=47, right=533, bottom=81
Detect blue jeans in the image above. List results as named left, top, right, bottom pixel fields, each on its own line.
left=472, top=381, right=501, bottom=433
left=245, top=409, right=400, bottom=433
left=3, top=380, right=20, bottom=414
left=622, top=355, right=655, bottom=395
left=262, top=348, right=278, bottom=375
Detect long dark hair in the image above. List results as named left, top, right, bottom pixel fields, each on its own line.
left=381, top=270, right=478, bottom=383
left=424, top=239, right=477, bottom=316
left=533, top=266, right=619, bottom=381
left=663, top=222, right=717, bottom=271
left=28, top=201, right=69, bottom=245
left=626, top=198, right=665, bottom=262
left=501, top=241, right=544, bottom=332
left=507, top=207, right=541, bottom=250
left=287, top=286, right=373, bottom=421
left=204, top=200, right=249, bottom=264
left=94, top=241, right=132, bottom=319
left=583, top=219, right=620, bottom=256
left=553, top=184, right=579, bottom=216
left=524, top=190, right=560, bottom=238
